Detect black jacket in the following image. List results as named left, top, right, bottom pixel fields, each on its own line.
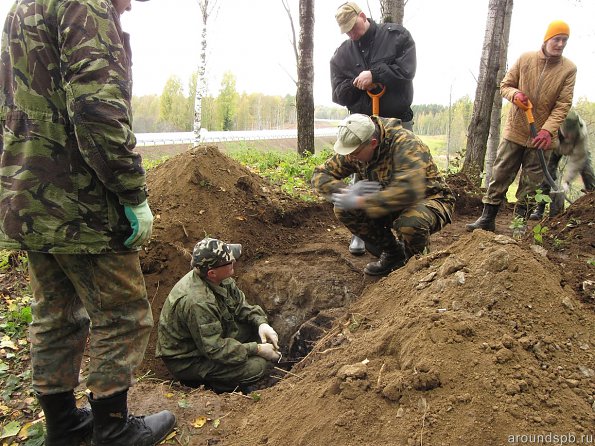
left=330, top=20, right=416, bottom=122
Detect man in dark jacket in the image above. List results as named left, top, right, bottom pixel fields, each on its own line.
left=331, top=1, right=416, bottom=127
left=311, top=114, right=454, bottom=276
left=0, top=1, right=175, bottom=445
left=331, top=2, right=417, bottom=255
left=156, top=238, right=281, bottom=393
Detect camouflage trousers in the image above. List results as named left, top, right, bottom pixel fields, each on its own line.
left=335, top=199, right=452, bottom=257
left=27, top=251, right=153, bottom=397
left=161, top=323, right=268, bottom=392
left=484, top=139, right=552, bottom=209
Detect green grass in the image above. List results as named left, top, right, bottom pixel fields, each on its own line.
left=226, top=147, right=333, bottom=200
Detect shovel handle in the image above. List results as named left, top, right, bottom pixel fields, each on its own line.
left=367, top=84, right=386, bottom=115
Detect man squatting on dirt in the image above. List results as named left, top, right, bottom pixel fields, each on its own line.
left=311, top=114, right=455, bottom=276
left=0, top=0, right=177, bottom=445
left=466, top=20, right=576, bottom=232
left=530, top=110, right=594, bottom=219
left=156, top=238, right=281, bottom=393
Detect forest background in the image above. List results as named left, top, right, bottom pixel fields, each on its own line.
left=133, top=71, right=595, bottom=160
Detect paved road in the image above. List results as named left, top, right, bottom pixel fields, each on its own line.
left=135, top=128, right=338, bottom=147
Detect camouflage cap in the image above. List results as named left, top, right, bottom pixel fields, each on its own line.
left=191, top=238, right=242, bottom=270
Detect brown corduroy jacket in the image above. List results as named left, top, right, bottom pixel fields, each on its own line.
left=500, top=49, right=576, bottom=150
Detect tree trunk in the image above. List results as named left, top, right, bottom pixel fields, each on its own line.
left=380, top=0, right=406, bottom=25
left=296, top=0, right=315, bottom=157
left=193, top=0, right=215, bottom=145
left=462, top=0, right=510, bottom=185
left=484, top=0, right=513, bottom=188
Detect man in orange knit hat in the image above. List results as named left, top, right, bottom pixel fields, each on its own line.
left=467, top=20, right=576, bottom=233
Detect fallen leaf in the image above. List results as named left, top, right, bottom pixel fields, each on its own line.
left=235, top=216, right=246, bottom=221
left=164, top=393, right=174, bottom=398
left=0, top=338, right=17, bottom=351
left=192, top=416, right=207, bottom=429
left=212, top=418, right=221, bottom=428
left=0, top=421, right=20, bottom=439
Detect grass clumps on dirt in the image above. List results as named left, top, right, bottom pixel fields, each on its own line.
left=227, top=148, right=333, bottom=201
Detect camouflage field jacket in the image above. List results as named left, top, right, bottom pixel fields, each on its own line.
left=0, top=0, right=147, bottom=253
left=312, top=116, right=454, bottom=220
left=156, top=271, right=268, bottom=364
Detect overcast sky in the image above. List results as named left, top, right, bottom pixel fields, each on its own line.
left=1, top=0, right=594, bottom=106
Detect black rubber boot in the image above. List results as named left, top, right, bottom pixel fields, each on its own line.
left=364, top=240, right=408, bottom=276
left=466, top=204, right=499, bottom=232
left=37, top=391, right=93, bottom=446
left=514, top=203, right=530, bottom=220
left=90, top=390, right=176, bottom=446
left=529, top=202, right=546, bottom=220
left=348, top=235, right=366, bottom=255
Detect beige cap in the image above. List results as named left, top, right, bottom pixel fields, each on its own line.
left=335, top=2, right=362, bottom=34
left=333, top=114, right=375, bottom=155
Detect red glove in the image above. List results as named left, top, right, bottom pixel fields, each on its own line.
left=532, top=129, right=552, bottom=150
left=513, top=91, right=529, bottom=109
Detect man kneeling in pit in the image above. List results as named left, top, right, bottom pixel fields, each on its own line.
left=156, top=237, right=281, bottom=393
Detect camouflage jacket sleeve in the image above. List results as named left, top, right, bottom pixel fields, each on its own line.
left=362, top=132, right=428, bottom=218
left=311, top=154, right=358, bottom=199
left=60, top=0, right=146, bottom=205
left=180, top=278, right=266, bottom=365
left=221, top=279, right=269, bottom=328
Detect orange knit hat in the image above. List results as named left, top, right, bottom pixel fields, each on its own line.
left=544, top=20, right=570, bottom=42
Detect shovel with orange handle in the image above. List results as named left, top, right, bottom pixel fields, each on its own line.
left=515, top=98, right=563, bottom=196
left=367, top=84, right=386, bottom=115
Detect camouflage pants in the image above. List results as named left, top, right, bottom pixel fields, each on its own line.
left=484, top=139, right=552, bottom=208
left=161, top=323, right=268, bottom=392
left=28, top=251, right=152, bottom=397
left=335, top=199, right=451, bottom=257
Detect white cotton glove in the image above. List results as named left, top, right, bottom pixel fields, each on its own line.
left=258, top=323, right=279, bottom=350
left=256, top=343, right=281, bottom=362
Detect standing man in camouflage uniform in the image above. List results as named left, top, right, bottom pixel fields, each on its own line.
left=156, top=238, right=281, bottom=393
left=0, top=1, right=175, bottom=445
left=311, top=114, right=454, bottom=276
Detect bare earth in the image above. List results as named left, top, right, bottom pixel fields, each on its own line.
left=120, top=144, right=594, bottom=446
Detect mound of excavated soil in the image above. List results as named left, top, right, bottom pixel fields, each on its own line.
left=223, top=230, right=595, bottom=446
left=128, top=145, right=593, bottom=446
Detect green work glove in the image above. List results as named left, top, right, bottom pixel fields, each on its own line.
left=124, top=200, right=154, bottom=248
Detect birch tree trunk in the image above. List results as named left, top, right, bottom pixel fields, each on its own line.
left=192, top=0, right=215, bottom=145
left=380, top=0, right=406, bottom=25
left=484, top=0, right=513, bottom=187
left=296, top=0, right=315, bottom=156
left=462, top=0, right=510, bottom=185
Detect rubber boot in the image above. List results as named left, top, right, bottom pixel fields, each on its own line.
left=364, top=240, right=408, bottom=276
left=37, top=391, right=93, bottom=446
left=90, top=390, right=176, bottom=446
left=348, top=234, right=366, bottom=256
left=514, top=203, right=530, bottom=220
left=465, top=204, right=499, bottom=232
left=529, top=202, right=546, bottom=220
